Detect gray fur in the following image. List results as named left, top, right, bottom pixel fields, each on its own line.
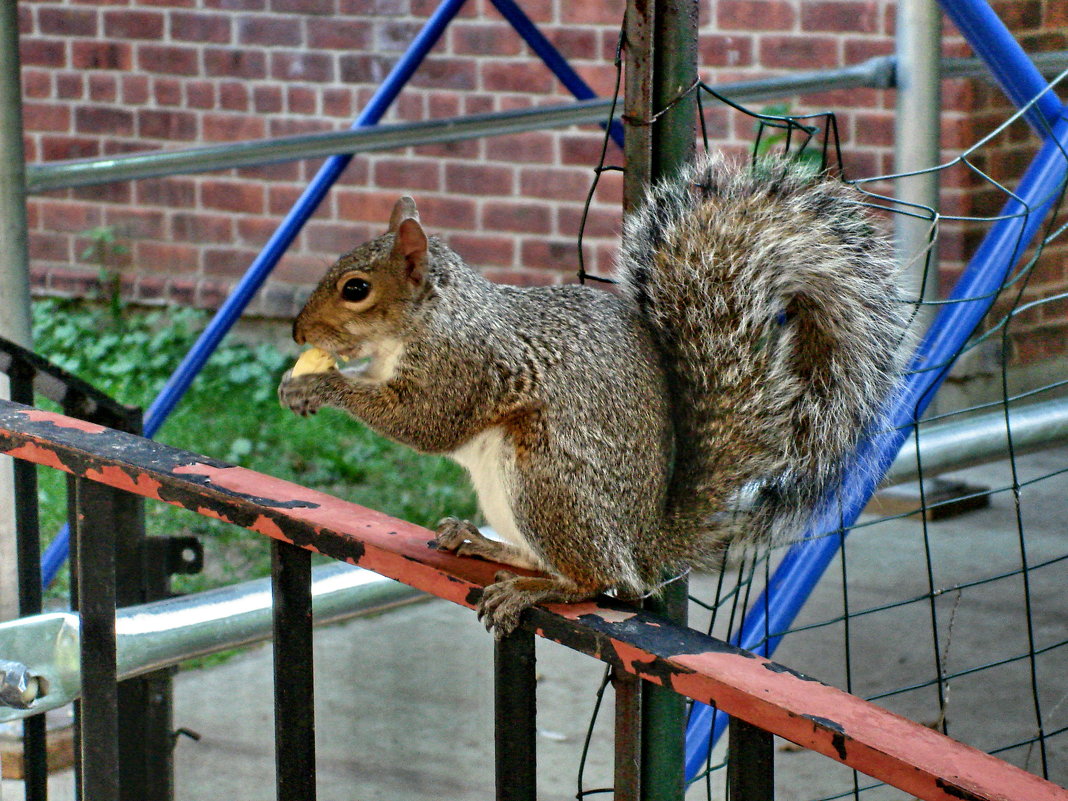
left=279, top=153, right=909, bottom=632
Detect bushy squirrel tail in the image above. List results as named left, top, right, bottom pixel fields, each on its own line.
left=619, top=153, right=910, bottom=563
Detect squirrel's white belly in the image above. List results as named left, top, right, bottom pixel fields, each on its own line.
left=448, top=428, right=535, bottom=559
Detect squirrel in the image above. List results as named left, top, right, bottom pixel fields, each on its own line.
left=278, top=152, right=909, bottom=637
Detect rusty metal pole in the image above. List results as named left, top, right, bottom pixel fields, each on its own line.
left=621, top=1, right=698, bottom=800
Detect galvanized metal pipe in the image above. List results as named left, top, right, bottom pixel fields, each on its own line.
left=0, top=563, right=423, bottom=723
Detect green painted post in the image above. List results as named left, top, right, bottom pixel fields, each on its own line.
left=621, top=1, right=698, bottom=800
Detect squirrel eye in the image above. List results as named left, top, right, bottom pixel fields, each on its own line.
left=340, top=277, right=371, bottom=303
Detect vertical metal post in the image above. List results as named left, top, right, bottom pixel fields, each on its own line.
left=494, top=626, right=537, bottom=801
left=10, top=360, right=47, bottom=801
left=727, top=718, right=774, bottom=801
left=74, top=479, right=120, bottom=801
left=0, top=0, right=33, bottom=626
left=623, top=1, right=697, bottom=799
left=612, top=668, right=641, bottom=801
left=271, top=540, right=316, bottom=801
left=893, top=0, right=942, bottom=333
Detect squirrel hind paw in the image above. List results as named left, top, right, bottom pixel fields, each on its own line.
left=476, top=574, right=602, bottom=639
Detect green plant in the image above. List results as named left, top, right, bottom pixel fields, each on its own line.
left=79, top=226, right=130, bottom=328
left=752, top=104, right=824, bottom=173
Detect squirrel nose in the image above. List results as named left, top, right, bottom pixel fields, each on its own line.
left=292, top=320, right=305, bottom=345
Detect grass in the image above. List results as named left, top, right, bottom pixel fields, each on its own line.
left=31, top=298, right=477, bottom=599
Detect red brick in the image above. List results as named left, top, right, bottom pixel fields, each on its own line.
left=375, top=21, right=423, bottom=52
left=17, top=4, right=31, bottom=34
left=103, top=10, right=164, bottom=39
left=121, top=74, right=150, bottom=104
left=287, top=86, right=318, bottom=115
left=137, top=242, right=199, bottom=273
left=302, top=221, right=365, bottom=254
left=853, top=111, right=895, bottom=147
left=561, top=133, right=624, bottom=167
left=801, top=1, right=880, bottom=33
left=446, top=233, right=515, bottom=267
left=451, top=23, right=522, bottom=56
left=38, top=7, right=98, bottom=36
left=336, top=189, right=414, bottom=223
left=48, top=267, right=101, bottom=297
left=373, top=159, right=440, bottom=191
left=204, top=0, right=265, bottom=9
left=55, top=72, right=83, bottom=99
left=440, top=161, right=510, bottom=196
left=204, top=49, right=267, bottom=79
left=270, top=0, right=335, bottom=14
left=171, top=11, right=232, bottom=42
left=482, top=61, right=554, bottom=94
left=268, top=117, right=334, bottom=137
left=22, top=103, right=70, bottom=132
left=136, top=178, right=196, bottom=208
left=87, top=74, right=118, bottom=102
left=74, top=106, right=134, bottom=136
left=483, top=202, right=551, bottom=235
left=411, top=139, right=481, bottom=160
left=150, top=78, right=181, bottom=106
left=19, top=39, right=65, bottom=68
left=560, top=206, right=620, bottom=238
left=202, top=180, right=265, bottom=214
left=202, top=113, right=266, bottom=142
left=272, top=52, right=334, bottom=83
left=72, top=41, right=132, bottom=70
left=410, top=196, right=477, bottom=230
left=306, top=18, right=370, bottom=50
left=236, top=217, right=282, bottom=246
left=409, top=58, right=478, bottom=91
left=322, top=88, right=353, bottom=118
left=137, top=44, right=199, bottom=75
left=519, top=239, right=580, bottom=272
left=990, top=0, right=1042, bottom=30
left=104, top=208, right=166, bottom=240
left=185, top=81, right=215, bottom=110
left=560, top=0, right=625, bottom=25
left=219, top=81, right=250, bottom=111
left=487, top=131, right=555, bottom=163
left=254, top=85, right=284, bottom=114
left=339, top=54, right=395, bottom=84
left=40, top=201, right=103, bottom=233
left=29, top=232, right=71, bottom=263
left=172, top=213, right=233, bottom=243
left=40, top=136, right=99, bottom=161
left=700, top=34, right=754, bottom=68
left=519, top=167, right=590, bottom=201
left=72, top=181, right=132, bottom=205
left=204, top=247, right=262, bottom=277
left=238, top=17, right=302, bottom=47
left=759, top=35, right=841, bottom=69
left=138, top=109, right=198, bottom=140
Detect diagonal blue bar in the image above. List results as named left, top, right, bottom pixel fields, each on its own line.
left=684, top=0, right=1068, bottom=774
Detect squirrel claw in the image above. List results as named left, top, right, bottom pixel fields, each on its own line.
left=434, top=517, right=480, bottom=551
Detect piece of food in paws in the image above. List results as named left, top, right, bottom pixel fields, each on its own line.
left=291, top=346, right=337, bottom=377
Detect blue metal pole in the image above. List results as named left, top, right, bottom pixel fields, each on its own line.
left=489, top=0, right=625, bottom=148
left=684, top=104, right=1068, bottom=784
left=939, top=0, right=1064, bottom=136
left=41, top=0, right=470, bottom=587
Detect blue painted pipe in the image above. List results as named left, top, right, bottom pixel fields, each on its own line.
left=940, top=0, right=1066, bottom=136
left=684, top=106, right=1068, bottom=781
left=489, top=0, right=625, bottom=148
left=41, top=0, right=470, bottom=588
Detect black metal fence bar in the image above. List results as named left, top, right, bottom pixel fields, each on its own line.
left=73, top=478, right=120, bottom=801
left=10, top=357, right=47, bottom=801
left=494, top=626, right=537, bottom=801
left=613, top=669, right=642, bottom=801
left=271, top=540, right=316, bottom=801
left=728, top=718, right=775, bottom=801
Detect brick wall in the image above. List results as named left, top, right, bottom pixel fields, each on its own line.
left=15, top=0, right=1068, bottom=363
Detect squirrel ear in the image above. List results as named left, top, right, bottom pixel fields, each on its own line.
left=393, top=217, right=428, bottom=286
left=388, top=196, right=420, bottom=233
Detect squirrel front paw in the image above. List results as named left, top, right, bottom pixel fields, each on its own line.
left=278, top=370, right=332, bottom=417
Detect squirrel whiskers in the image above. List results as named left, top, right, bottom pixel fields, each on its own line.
left=279, top=154, right=910, bottom=636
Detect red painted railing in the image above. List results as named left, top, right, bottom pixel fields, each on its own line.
left=1, top=398, right=1066, bottom=801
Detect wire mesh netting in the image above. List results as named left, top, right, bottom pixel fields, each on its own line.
left=572, top=31, right=1068, bottom=801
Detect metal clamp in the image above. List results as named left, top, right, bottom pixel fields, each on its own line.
left=0, top=659, right=48, bottom=709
